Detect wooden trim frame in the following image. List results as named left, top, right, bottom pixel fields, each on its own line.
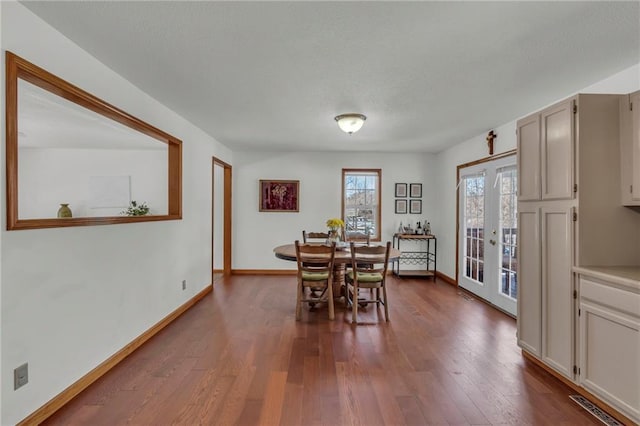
left=258, top=179, right=299, bottom=212
left=17, top=285, right=211, bottom=425
left=341, top=168, right=382, bottom=242
left=5, top=51, right=182, bottom=230
left=435, top=271, right=456, bottom=286
left=212, top=157, right=232, bottom=280
left=455, top=149, right=516, bottom=285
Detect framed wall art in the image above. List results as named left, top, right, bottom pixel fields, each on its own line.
left=395, top=183, right=407, bottom=198
left=410, top=183, right=422, bottom=198
left=410, top=199, right=422, bottom=214
left=259, top=179, right=299, bottom=212
left=395, top=199, right=408, bottom=214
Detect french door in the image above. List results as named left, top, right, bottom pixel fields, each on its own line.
left=458, top=155, right=518, bottom=316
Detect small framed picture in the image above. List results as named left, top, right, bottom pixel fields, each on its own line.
left=395, top=183, right=407, bottom=198
left=410, top=183, right=422, bottom=198
left=410, top=199, right=422, bottom=214
left=259, top=179, right=299, bottom=212
left=395, top=199, right=408, bottom=214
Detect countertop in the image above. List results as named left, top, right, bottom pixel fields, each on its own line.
left=573, top=265, right=640, bottom=292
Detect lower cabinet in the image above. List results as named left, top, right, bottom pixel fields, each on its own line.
left=541, top=206, right=575, bottom=379
left=578, top=275, right=640, bottom=424
left=517, top=206, right=541, bottom=356
left=517, top=203, right=575, bottom=379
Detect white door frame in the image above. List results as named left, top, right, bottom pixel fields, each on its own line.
left=456, top=150, right=518, bottom=316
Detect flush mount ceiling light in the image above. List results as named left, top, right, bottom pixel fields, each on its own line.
left=335, top=113, right=367, bottom=134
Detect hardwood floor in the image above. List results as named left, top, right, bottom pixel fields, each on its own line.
left=44, top=275, right=599, bottom=425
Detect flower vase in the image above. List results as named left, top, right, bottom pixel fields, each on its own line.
left=327, top=229, right=340, bottom=244
left=57, top=203, right=72, bottom=218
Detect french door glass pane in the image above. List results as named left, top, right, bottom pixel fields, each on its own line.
left=499, top=167, right=518, bottom=299
left=463, top=175, right=485, bottom=284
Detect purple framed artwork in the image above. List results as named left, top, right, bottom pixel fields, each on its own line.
left=259, top=180, right=299, bottom=212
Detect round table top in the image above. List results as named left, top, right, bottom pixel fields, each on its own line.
left=273, top=243, right=401, bottom=264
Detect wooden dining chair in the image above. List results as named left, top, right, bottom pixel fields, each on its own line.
left=302, top=230, right=330, bottom=243
left=295, top=240, right=337, bottom=321
left=344, top=229, right=371, bottom=246
left=346, top=241, right=391, bottom=323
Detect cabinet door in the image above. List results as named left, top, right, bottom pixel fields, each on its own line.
left=541, top=99, right=575, bottom=200
left=541, top=205, right=574, bottom=378
left=517, top=205, right=541, bottom=356
left=631, top=91, right=640, bottom=202
left=517, top=114, right=541, bottom=201
left=579, top=297, right=640, bottom=423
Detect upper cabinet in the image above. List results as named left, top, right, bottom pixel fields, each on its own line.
left=517, top=98, right=575, bottom=201
left=620, top=90, right=640, bottom=206
left=517, top=114, right=541, bottom=200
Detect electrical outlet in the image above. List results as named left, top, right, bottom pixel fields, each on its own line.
left=14, top=363, right=28, bottom=390
left=182, top=280, right=186, bottom=290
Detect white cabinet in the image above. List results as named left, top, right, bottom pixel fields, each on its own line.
left=517, top=98, right=575, bottom=201
left=517, top=114, right=541, bottom=201
left=517, top=97, right=578, bottom=382
left=541, top=99, right=576, bottom=200
left=578, top=275, right=640, bottom=424
left=540, top=205, right=575, bottom=378
left=518, top=92, right=640, bottom=423
left=517, top=203, right=575, bottom=379
left=517, top=206, right=541, bottom=356
left=620, top=91, right=640, bottom=206
left=517, top=93, right=638, bottom=379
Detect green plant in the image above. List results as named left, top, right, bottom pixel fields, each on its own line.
left=122, top=200, right=150, bottom=216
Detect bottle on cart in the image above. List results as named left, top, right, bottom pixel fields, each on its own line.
left=398, top=222, right=404, bottom=233
left=425, top=221, right=431, bottom=235
left=416, top=221, right=422, bottom=234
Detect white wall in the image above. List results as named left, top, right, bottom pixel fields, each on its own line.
left=233, top=151, right=437, bottom=270
left=19, top=148, right=168, bottom=218
left=433, top=63, right=640, bottom=280
left=1, top=3, right=232, bottom=424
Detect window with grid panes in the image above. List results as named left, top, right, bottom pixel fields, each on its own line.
left=342, top=169, right=381, bottom=241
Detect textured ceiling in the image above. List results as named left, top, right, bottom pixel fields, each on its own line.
left=22, top=1, right=640, bottom=153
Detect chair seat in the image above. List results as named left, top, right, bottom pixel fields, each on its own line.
left=295, top=240, right=337, bottom=321
left=347, top=241, right=391, bottom=323
left=301, top=271, right=330, bottom=281
left=347, top=271, right=383, bottom=283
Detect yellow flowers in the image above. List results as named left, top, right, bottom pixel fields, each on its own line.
left=326, top=218, right=345, bottom=230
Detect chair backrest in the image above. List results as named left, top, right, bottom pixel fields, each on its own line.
left=295, top=240, right=337, bottom=275
left=302, top=230, right=329, bottom=243
left=344, top=228, right=371, bottom=246
left=349, top=241, right=391, bottom=275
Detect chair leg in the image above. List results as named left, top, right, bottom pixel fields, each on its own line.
left=382, top=283, right=389, bottom=322
left=327, top=279, right=335, bottom=321
left=352, top=282, right=358, bottom=324
left=296, top=280, right=303, bottom=321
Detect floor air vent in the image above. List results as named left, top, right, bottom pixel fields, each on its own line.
left=569, top=395, right=623, bottom=426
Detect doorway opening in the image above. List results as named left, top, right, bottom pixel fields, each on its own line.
left=212, top=157, right=232, bottom=284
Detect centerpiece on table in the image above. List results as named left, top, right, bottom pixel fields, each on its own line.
left=325, top=218, right=345, bottom=243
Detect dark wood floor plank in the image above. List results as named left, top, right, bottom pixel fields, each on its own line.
left=257, top=371, right=287, bottom=425
left=43, top=275, right=601, bottom=426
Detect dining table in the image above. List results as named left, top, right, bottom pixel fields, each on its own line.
left=273, top=242, right=402, bottom=299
